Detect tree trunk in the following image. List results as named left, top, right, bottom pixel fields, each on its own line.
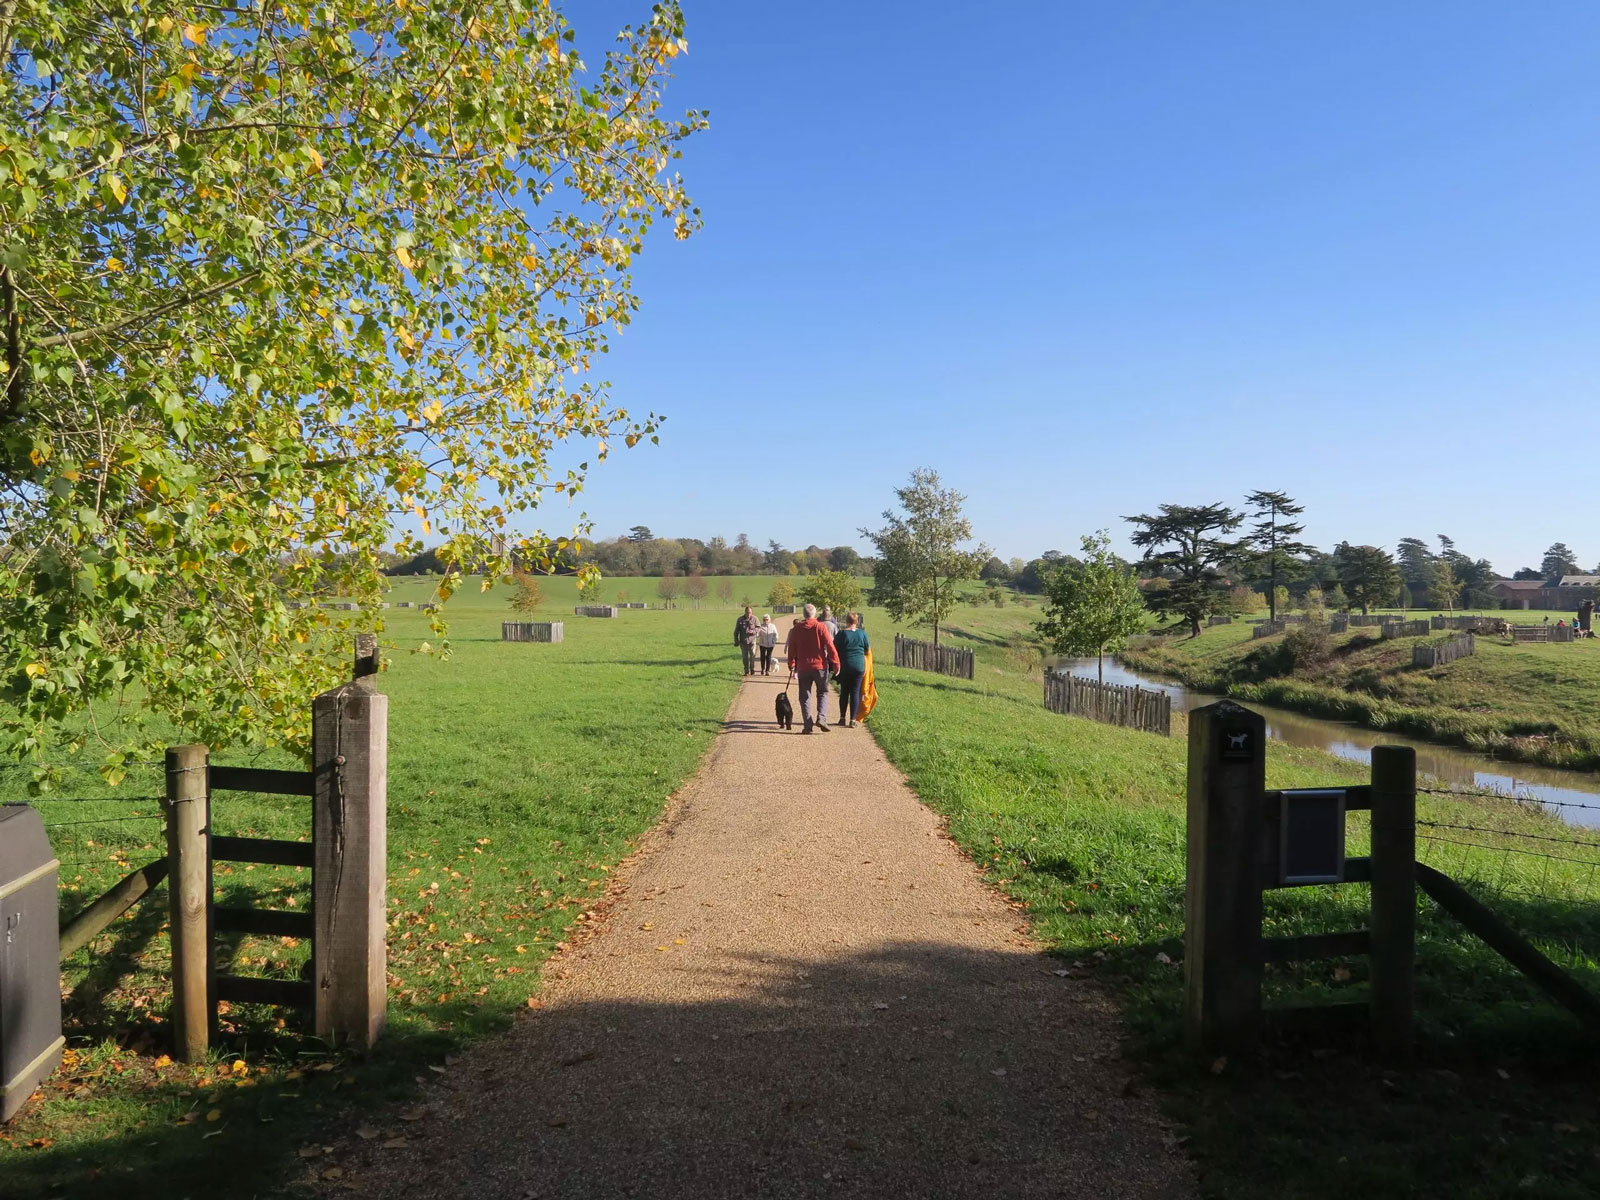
left=1097, top=649, right=1104, bottom=685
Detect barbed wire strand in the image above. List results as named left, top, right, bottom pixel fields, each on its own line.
left=1418, top=832, right=1600, bottom=870
left=1418, top=819, right=1600, bottom=851
left=43, top=814, right=165, bottom=829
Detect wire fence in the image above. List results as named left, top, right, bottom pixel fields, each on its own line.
left=1413, top=784, right=1600, bottom=905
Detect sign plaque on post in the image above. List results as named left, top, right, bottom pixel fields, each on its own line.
left=1278, top=790, right=1347, bottom=886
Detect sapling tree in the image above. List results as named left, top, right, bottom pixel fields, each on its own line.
left=862, top=468, right=990, bottom=646
left=1036, top=532, right=1147, bottom=683
left=0, top=1, right=705, bottom=770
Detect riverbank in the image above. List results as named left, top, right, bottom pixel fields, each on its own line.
left=1120, top=618, right=1600, bottom=773
left=866, top=623, right=1600, bottom=1199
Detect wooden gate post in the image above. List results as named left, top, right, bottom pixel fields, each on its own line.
left=311, top=676, right=388, bottom=1048
left=165, top=743, right=212, bottom=1062
left=1369, top=746, right=1416, bottom=1062
left=1184, top=700, right=1268, bottom=1052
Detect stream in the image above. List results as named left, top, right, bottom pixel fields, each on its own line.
left=1048, top=657, right=1600, bottom=829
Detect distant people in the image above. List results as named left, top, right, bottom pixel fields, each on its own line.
left=786, top=603, right=840, bottom=733
left=833, top=612, right=870, bottom=728
left=758, top=615, right=779, bottom=675
left=820, top=606, right=839, bottom=638
left=734, top=605, right=760, bottom=676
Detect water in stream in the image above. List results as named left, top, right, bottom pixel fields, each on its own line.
left=1049, top=657, right=1600, bottom=829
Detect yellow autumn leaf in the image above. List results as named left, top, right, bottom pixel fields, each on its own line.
left=396, top=245, right=415, bottom=270
left=205, top=1108, right=222, bottom=1122
left=27, top=447, right=48, bottom=467
left=397, top=326, right=415, bottom=351
left=177, top=61, right=199, bottom=84
left=182, top=23, right=206, bottom=44
left=105, top=257, right=124, bottom=272
left=306, top=146, right=324, bottom=172
left=421, top=400, right=443, bottom=423
left=23, top=663, right=45, bottom=679
left=230, top=537, right=248, bottom=553
left=106, top=174, right=127, bottom=204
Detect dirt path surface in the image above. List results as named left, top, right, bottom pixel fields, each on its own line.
left=334, top=669, right=1193, bottom=1199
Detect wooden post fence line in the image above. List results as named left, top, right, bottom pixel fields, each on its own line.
left=1250, top=621, right=1287, bottom=639
left=1043, top=672, right=1171, bottom=736
left=502, top=621, right=564, bottom=642
left=573, top=605, right=619, bottom=618
left=1381, top=619, right=1430, bottom=638
left=892, top=633, right=975, bottom=680
left=1413, top=632, right=1475, bottom=668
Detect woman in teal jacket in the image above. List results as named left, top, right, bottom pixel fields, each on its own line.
left=833, top=612, right=870, bottom=727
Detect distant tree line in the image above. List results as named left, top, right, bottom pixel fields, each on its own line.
left=385, top=526, right=873, bottom=577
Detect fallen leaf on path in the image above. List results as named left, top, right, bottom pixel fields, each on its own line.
left=205, top=1108, right=223, bottom=1122
left=1210, top=1057, right=1228, bottom=1075
left=990, top=1068, right=1007, bottom=1078
left=383, top=1137, right=409, bottom=1148
left=355, top=1126, right=379, bottom=1141
left=872, top=1002, right=889, bottom=1011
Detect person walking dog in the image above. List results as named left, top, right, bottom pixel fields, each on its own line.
left=786, top=603, right=840, bottom=733
left=734, top=605, right=760, bottom=676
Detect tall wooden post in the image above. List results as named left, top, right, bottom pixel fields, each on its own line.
left=1185, top=700, right=1267, bottom=1052
left=165, top=744, right=211, bottom=1062
left=353, top=632, right=379, bottom=680
left=312, top=678, right=388, bottom=1048
left=1369, top=745, right=1416, bottom=1062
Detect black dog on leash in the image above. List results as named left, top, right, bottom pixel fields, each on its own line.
left=775, top=675, right=794, bottom=730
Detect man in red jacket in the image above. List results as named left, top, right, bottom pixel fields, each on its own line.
left=786, top=602, right=840, bottom=734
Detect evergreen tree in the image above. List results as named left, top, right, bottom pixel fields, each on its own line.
left=1244, top=490, right=1315, bottom=622
left=1124, top=502, right=1245, bottom=637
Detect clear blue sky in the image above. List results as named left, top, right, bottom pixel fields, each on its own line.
left=544, top=1, right=1600, bottom=573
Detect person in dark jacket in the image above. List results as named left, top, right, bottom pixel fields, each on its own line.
left=734, top=606, right=760, bottom=675
left=832, top=612, right=870, bottom=727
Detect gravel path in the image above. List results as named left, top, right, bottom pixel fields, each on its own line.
left=331, top=669, right=1193, bottom=1199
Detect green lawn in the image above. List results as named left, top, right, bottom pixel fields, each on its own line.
left=3, top=582, right=746, bottom=1197
left=866, top=606, right=1600, bottom=1200
left=8, top=583, right=1598, bottom=1197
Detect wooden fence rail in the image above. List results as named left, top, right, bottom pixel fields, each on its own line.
left=1414, top=632, right=1475, bottom=668
left=502, top=621, right=564, bottom=642
left=573, top=605, right=619, bottom=618
left=1381, top=619, right=1430, bottom=639
left=1431, top=615, right=1498, bottom=632
left=893, top=633, right=975, bottom=680
left=1510, top=624, right=1578, bottom=643
left=1347, top=615, right=1391, bottom=627
left=1207, top=615, right=1233, bottom=626
left=1251, top=621, right=1287, bottom=639
left=1043, top=672, right=1172, bottom=736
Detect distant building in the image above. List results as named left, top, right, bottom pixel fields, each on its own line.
left=1489, top=577, right=1600, bottom=610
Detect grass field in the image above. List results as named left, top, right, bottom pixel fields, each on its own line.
left=7, top=581, right=1599, bottom=1197
left=866, top=606, right=1600, bottom=1199
left=2, top=580, right=750, bottom=1197
left=1122, top=612, right=1600, bottom=772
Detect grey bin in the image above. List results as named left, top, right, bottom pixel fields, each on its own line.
left=0, top=806, right=63, bottom=1121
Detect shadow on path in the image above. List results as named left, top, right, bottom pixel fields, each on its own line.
left=330, top=941, right=1184, bottom=1200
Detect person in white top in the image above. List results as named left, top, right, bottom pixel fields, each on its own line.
left=758, top=616, right=780, bottom=675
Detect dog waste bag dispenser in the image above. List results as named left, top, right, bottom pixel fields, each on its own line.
left=0, top=806, right=63, bottom=1121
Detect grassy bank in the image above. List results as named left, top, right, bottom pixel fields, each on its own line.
left=2, top=583, right=745, bottom=1198
left=1121, top=616, right=1600, bottom=772
left=865, top=611, right=1600, bottom=1199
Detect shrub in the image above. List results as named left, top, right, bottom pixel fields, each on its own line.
left=767, top=579, right=794, bottom=607
left=799, top=570, right=863, bottom=616
left=1280, top=622, right=1333, bottom=672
